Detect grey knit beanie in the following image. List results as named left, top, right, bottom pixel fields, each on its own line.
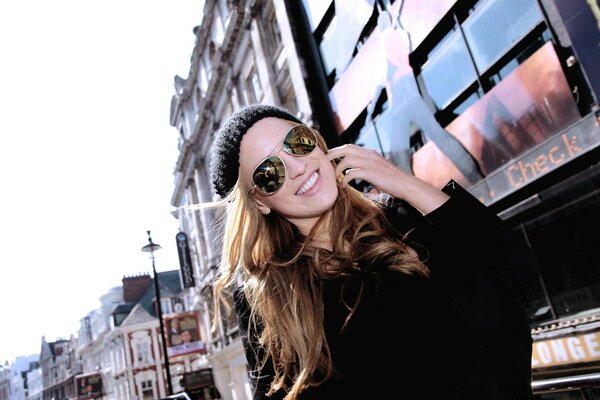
left=210, top=104, right=303, bottom=198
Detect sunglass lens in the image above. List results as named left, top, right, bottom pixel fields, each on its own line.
left=283, top=126, right=317, bottom=155
left=253, top=156, right=286, bottom=194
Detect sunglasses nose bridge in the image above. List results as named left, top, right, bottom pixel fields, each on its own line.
left=281, top=151, right=307, bottom=181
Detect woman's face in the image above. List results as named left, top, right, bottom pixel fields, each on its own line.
left=239, top=117, right=338, bottom=234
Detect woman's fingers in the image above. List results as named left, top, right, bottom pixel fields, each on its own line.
left=339, top=168, right=364, bottom=188
left=329, top=147, right=385, bottom=189
left=329, top=145, right=377, bottom=173
left=329, top=144, right=414, bottom=196
left=329, top=145, right=449, bottom=209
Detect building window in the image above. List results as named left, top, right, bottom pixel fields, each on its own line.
left=279, top=70, right=298, bottom=115
left=198, top=65, right=208, bottom=96
left=141, top=379, right=154, bottom=400
left=414, top=0, right=546, bottom=121
left=302, top=0, right=331, bottom=32
left=183, top=293, right=194, bottom=312
left=462, top=0, right=544, bottom=73
left=319, top=15, right=338, bottom=78
left=161, top=298, right=172, bottom=315
left=237, top=41, right=263, bottom=105
left=262, top=5, right=283, bottom=65
left=135, top=341, right=150, bottom=364
left=244, top=65, right=263, bottom=104
left=203, top=52, right=212, bottom=81
left=250, top=69, right=263, bottom=101
left=421, top=29, right=478, bottom=110
left=218, top=0, right=229, bottom=25
left=212, top=9, right=225, bottom=47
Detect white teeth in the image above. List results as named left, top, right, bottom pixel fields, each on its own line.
left=296, top=172, right=319, bottom=195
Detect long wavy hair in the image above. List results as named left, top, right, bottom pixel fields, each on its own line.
left=212, top=128, right=429, bottom=399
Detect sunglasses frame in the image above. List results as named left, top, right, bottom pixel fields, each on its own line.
left=249, top=124, right=318, bottom=196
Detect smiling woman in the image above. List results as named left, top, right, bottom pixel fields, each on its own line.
left=208, top=104, right=534, bottom=399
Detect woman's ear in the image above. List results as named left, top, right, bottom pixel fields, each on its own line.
left=256, top=200, right=271, bottom=215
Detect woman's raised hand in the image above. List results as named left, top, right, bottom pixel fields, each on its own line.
left=327, top=144, right=449, bottom=214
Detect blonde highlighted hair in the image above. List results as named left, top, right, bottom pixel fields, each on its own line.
left=211, top=128, right=428, bottom=399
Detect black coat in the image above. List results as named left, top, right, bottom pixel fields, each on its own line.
left=234, top=181, right=533, bottom=399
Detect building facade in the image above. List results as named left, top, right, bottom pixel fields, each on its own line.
left=169, top=0, right=600, bottom=399
left=0, top=270, right=208, bottom=400
left=0, top=355, right=43, bottom=400
left=40, top=337, right=78, bottom=400
left=25, top=366, right=43, bottom=400
left=0, top=363, right=9, bottom=400
left=72, top=271, right=209, bottom=400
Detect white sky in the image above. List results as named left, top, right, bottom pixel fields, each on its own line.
left=0, top=0, right=204, bottom=364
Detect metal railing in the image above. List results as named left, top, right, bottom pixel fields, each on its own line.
left=532, top=372, right=600, bottom=398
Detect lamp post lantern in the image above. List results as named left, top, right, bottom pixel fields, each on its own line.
left=141, top=230, right=173, bottom=396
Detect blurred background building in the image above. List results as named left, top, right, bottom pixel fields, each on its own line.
left=0, top=269, right=209, bottom=400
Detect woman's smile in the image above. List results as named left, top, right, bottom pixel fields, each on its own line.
left=296, top=170, right=320, bottom=196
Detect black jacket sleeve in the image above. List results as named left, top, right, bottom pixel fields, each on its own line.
left=385, top=180, right=534, bottom=398
left=425, top=180, right=533, bottom=276
left=386, top=179, right=535, bottom=279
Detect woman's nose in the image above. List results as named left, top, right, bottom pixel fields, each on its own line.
left=283, top=153, right=307, bottom=181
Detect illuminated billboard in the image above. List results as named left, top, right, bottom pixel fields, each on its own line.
left=165, top=312, right=207, bottom=357
left=76, top=373, right=103, bottom=399
left=413, top=42, right=582, bottom=193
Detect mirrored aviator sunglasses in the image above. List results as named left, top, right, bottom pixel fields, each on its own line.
left=251, top=125, right=318, bottom=196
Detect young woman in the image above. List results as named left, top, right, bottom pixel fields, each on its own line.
left=209, top=104, right=533, bottom=399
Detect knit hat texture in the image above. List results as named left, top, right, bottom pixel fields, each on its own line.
left=210, top=104, right=302, bottom=198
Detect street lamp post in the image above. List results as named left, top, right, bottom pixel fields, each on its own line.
left=141, top=230, right=173, bottom=396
